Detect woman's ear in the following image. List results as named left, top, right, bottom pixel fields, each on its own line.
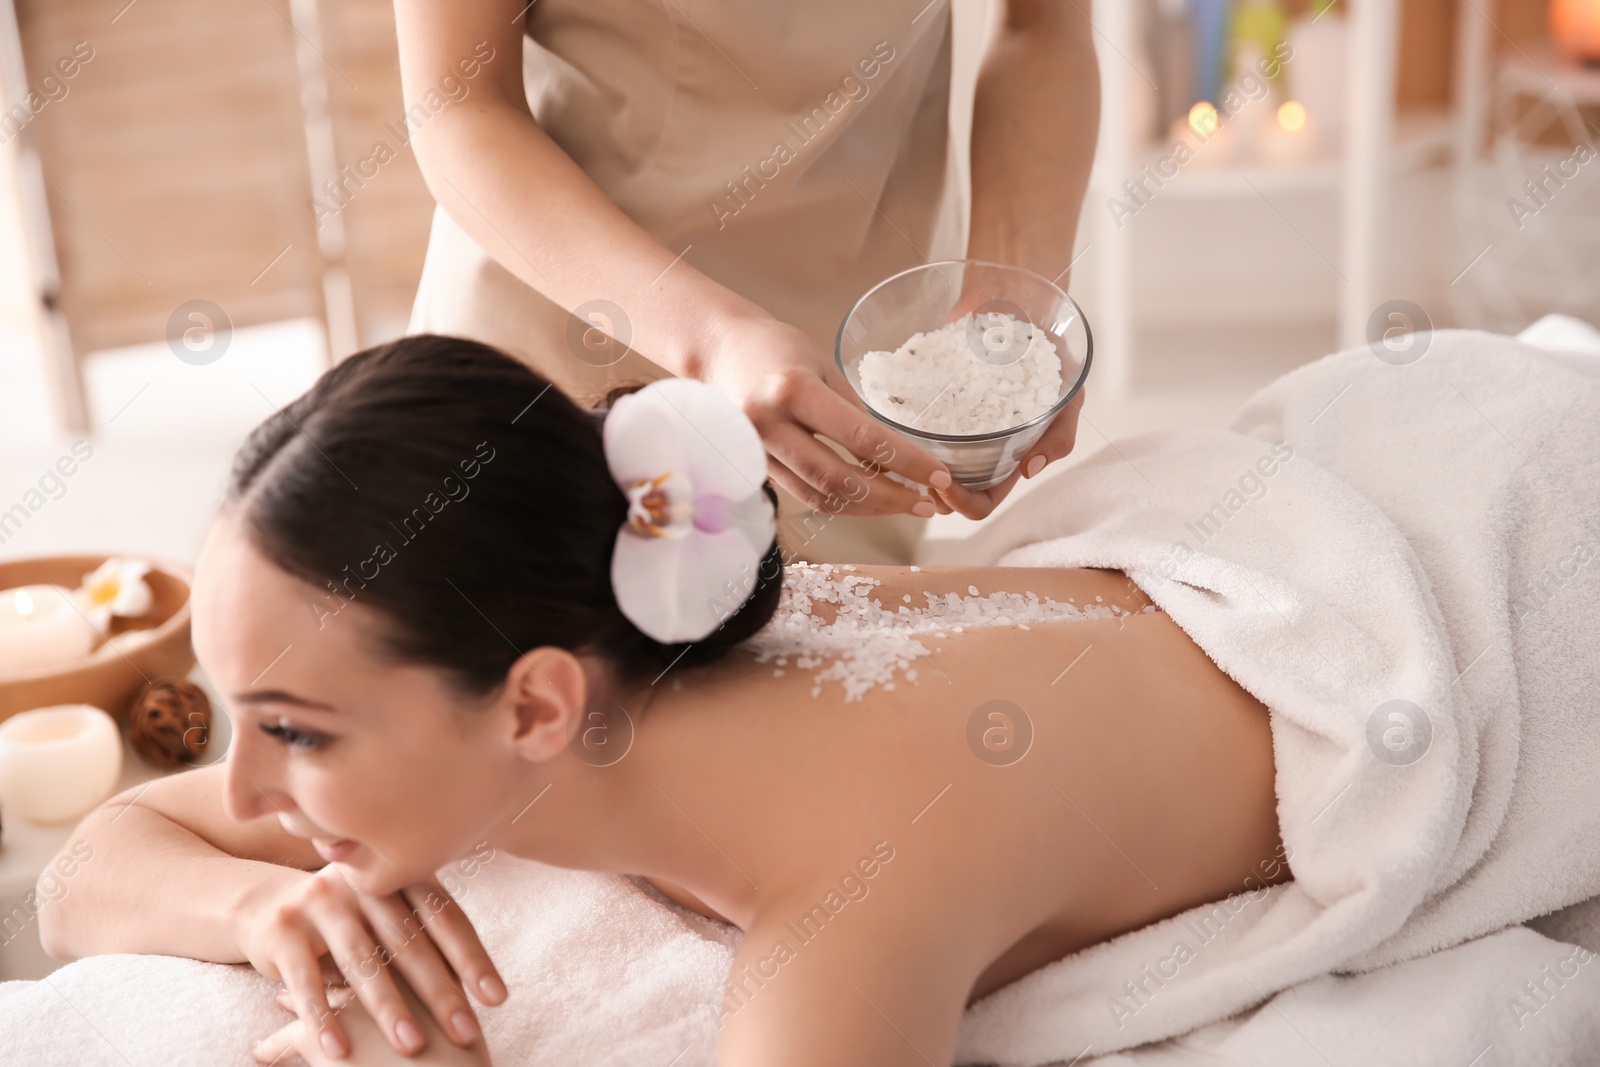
left=503, top=647, right=591, bottom=762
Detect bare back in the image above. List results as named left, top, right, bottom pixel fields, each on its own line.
left=621, top=563, right=1286, bottom=1060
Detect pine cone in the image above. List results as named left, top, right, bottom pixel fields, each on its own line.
left=128, top=678, right=212, bottom=768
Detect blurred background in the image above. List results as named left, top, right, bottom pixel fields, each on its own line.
left=0, top=0, right=1596, bottom=566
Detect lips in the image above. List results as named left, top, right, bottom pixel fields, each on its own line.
left=278, top=812, right=358, bottom=863
left=312, top=837, right=358, bottom=863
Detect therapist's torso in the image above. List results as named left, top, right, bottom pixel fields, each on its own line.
left=409, top=0, right=963, bottom=403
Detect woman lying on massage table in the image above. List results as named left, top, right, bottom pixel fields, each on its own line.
left=39, top=336, right=1289, bottom=1066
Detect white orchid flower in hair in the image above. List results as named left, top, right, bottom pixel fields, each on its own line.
left=78, top=556, right=155, bottom=632
left=603, top=378, right=777, bottom=644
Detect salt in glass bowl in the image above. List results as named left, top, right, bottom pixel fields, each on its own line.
left=836, top=260, right=1092, bottom=491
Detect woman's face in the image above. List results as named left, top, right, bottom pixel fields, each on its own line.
left=191, top=509, right=518, bottom=897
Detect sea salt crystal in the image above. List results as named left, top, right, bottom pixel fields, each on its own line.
left=739, top=563, right=1123, bottom=702
left=967, top=585, right=979, bottom=595
left=857, top=312, right=1063, bottom=434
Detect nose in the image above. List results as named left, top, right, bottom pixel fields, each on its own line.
left=222, top=726, right=295, bottom=824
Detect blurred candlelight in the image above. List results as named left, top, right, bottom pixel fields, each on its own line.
left=1258, top=100, right=1320, bottom=166
left=1172, top=101, right=1240, bottom=168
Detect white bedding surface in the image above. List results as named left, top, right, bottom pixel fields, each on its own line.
left=4, top=861, right=1598, bottom=1066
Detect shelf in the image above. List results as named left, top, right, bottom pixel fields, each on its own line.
left=1090, top=109, right=1454, bottom=201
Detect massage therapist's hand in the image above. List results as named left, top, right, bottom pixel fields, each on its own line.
left=234, top=865, right=505, bottom=1060
left=931, top=383, right=1086, bottom=521
left=700, top=314, right=956, bottom=518
left=255, top=979, right=492, bottom=1067
left=927, top=288, right=1088, bottom=522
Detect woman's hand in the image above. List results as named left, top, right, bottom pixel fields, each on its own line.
left=699, top=315, right=956, bottom=519
left=253, top=980, right=492, bottom=1067
left=928, top=283, right=1088, bottom=521
left=234, top=865, right=506, bottom=1060
left=933, top=384, right=1086, bottom=521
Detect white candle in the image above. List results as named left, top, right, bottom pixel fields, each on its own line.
left=0, top=585, right=100, bottom=676
left=0, top=704, right=123, bottom=824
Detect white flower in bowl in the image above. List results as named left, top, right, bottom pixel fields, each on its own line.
left=77, top=557, right=154, bottom=632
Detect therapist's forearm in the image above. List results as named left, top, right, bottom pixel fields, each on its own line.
left=967, top=0, right=1100, bottom=286
left=410, top=104, right=763, bottom=381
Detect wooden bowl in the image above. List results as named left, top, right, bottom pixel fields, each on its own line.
left=0, top=555, right=195, bottom=723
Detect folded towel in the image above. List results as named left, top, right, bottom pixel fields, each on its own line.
left=950, top=327, right=1600, bottom=1063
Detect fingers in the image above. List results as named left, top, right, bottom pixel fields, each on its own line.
left=933, top=457, right=1026, bottom=521
left=252, top=1019, right=308, bottom=1065
left=767, top=424, right=931, bottom=518
left=935, top=388, right=1088, bottom=519
left=277, top=935, right=347, bottom=1061
left=357, top=886, right=488, bottom=1048
left=400, top=881, right=506, bottom=1006
left=1020, top=387, right=1086, bottom=479
left=316, top=901, right=428, bottom=1057
left=798, top=370, right=955, bottom=495
left=934, top=477, right=1005, bottom=521
left=252, top=988, right=356, bottom=1067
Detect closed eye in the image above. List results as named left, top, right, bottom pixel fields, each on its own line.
left=259, top=718, right=329, bottom=752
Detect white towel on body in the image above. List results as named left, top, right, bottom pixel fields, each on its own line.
left=950, top=324, right=1600, bottom=1064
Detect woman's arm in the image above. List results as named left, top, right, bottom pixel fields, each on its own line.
left=38, top=764, right=319, bottom=962
left=39, top=766, right=504, bottom=1061
left=715, top=900, right=976, bottom=1067
left=968, top=0, right=1099, bottom=285
left=952, top=0, right=1100, bottom=516
left=392, top=0, right=747, bottom=383
left=390, top=0, right=955, bottom=518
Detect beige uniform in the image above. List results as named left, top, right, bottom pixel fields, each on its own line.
left=407, top=0, right=965, bottom=564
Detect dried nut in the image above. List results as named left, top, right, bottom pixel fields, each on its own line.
left=127, top=678, right=212, bottom=768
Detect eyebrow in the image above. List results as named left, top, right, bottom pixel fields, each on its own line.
left=231, top=690, right=339, bottom=713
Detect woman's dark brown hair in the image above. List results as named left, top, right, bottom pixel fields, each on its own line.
left=223, top=334, right=784, bottom=695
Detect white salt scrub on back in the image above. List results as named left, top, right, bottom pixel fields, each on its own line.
left=858, top=311, right=1062, bottom=434
left=737, top=563, right=1147, bottom=702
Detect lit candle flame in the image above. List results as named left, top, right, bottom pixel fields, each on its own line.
left=1277, top=100, right=1308, bottom=133
left=15, top=588, right=34, bottom=619
left=1188, top=102, right=1219, bottom=139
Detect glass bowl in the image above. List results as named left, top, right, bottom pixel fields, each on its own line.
left=835, top=260, right=1092, bottom=491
